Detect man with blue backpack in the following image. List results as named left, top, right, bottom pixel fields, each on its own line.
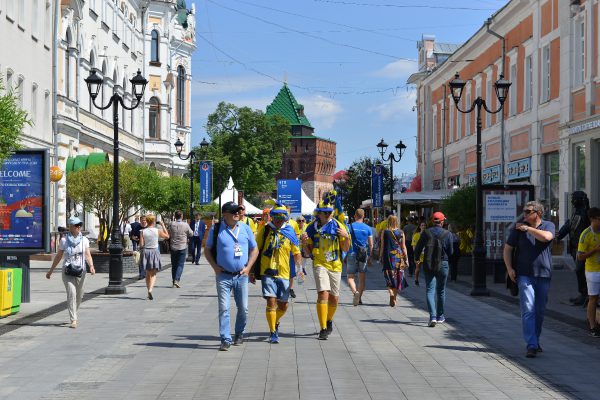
left=413, top=212, right=454, bottom=327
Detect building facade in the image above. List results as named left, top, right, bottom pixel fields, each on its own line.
left=410, top=0, right=600, bottom=229
left=266, top=84, right=336, bottom=204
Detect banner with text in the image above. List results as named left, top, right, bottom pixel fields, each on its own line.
left=199, top=161, right=213, bottom=205
left=277, top=179, right=302, bottom=214
left=372, top=164, right=384, bottom=208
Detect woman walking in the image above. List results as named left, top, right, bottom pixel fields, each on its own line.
left=379, top=215, right=409, bottom=307
left=139, top=214, right=169, bottom=299
left=46, top=217, right=95, bottom=328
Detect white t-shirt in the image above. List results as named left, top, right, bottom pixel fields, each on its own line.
left=59, top=236, right=90, bottom=270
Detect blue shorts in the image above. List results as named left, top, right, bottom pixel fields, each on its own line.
left=346, top=253, right=368, bottom=275
left=261, top=276, right=290, bottom=302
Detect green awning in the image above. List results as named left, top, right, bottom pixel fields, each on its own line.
left=66, top=152, right=109, bottom=175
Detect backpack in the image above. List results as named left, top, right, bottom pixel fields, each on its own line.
left=422, top=228, right=449, bottom=274
left=251, top=225, right=272, bottom=279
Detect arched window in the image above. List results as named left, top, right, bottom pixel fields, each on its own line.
left=149, top=97, right=160, bottom=138
left=151, top=30, right=159, bottom=63
left=65, top=29, right=72, bottom=98
left=177, top=65, right=185, bottom=126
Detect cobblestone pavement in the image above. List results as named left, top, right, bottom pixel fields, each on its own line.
left=0, top=258, right=599, bottom=400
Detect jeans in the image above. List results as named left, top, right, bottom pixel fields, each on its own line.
left=423, top=261, right=449, bottom=320
left=518, top=275, right=551, bottom=350
left=170, top=249, right=187, bottom=282
left=191, top=236, right=202, bottom=263
left=216, top=273, right=248, bottom=343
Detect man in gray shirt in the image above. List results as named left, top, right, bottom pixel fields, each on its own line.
left=169, top=210, right=193, bottom=288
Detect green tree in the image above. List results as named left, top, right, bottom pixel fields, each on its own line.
left=204, top=102, right=290, bottom=196
left=341, top=157, right=394, bottom=217
left=0, top=75, right=30, bottom=162
left=441, top=185, right=476, bottom=228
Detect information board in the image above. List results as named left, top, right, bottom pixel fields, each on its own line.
left=277, top=179, right=302, bottom=214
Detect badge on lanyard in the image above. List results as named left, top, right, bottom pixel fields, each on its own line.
left=325, top=251, right=335, bottom=262
left=234, top=243, right=243, bottom=257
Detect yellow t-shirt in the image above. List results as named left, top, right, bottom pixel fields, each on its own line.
left=376, top=220, right=388, bottom=236
left=411, top=231, right=424, bottom=263
left=578, top=227, right=600, bottom=272
left=306, top=221, right=348, bottom=272
left=240, top=216, right=257, bottom=235
left=288, top=218, right=301, bottom=236
left=256, top=224, right=301, bottom=280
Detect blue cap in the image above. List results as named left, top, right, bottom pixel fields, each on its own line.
left=68, top=216, right=82, bottom=226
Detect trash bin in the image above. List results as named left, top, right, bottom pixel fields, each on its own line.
left=0, top=268, right=22, bottom=317
left=10, top=268, right=22, bottom=314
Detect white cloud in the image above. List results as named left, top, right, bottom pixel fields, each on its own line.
left=368, top=91, right=416, bottom=122
left=297, top=95, right=343, bottom=130
left=372, top=60, right=418, bottom=80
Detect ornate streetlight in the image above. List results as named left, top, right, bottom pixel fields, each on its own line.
left=85, top=68, right=147, bottom=295
left=376, top=139, right=407, bottom=217
left=449, top=72, right=511, bottom=296
left=174, top=137, right=210, bottom=222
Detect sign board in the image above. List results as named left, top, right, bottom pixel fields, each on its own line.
left=506, top=157, right=531, bottom=180
left=468, top=164, right=502, bottom=186
left=0, top=150, right=50, bottom=253
left=277, top=179, right=302, bottom=214
left=485, top=194, right=517, bottom=222
left=199, top=161, right=212, bottom=205
left=372, top=164, right=384, bottom=208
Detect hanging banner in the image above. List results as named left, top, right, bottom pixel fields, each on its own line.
left=277, top=179, right=302, bottom=214
left=237, top=190, right=244, bottom=207
left=372, top=164, right=384, bottom=208
left=199, top=160, right=212, bottom=205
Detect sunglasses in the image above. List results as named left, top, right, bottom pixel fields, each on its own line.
left=72, top=224, right=82, bottom=228
left=523, top=209, right=536, bottom=215
left=320, top=211, right=333, bottom=215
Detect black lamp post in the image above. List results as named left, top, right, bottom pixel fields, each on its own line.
left=174, top=137, right=209, bottom=222
left=85, top=68, right=147, bottom=295
left=449, top=72, right=511, bottom=296
left=376, top=139, right=407, bottom=217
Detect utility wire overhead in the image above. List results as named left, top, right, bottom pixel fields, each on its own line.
left=312, top=0, right=497, bottom=11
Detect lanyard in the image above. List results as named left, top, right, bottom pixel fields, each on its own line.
left=226, top=224, right=240, bottom=242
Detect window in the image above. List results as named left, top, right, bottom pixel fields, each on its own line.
left=17, top=0, right=23, bottom=25
left=16, top=76, right=23, bottom=107
left=465, top=93, right=471, bottom=136
left=574, top=19, right=585, bottom=87
left=44, top=1, right=51, bottom=47
left=31, top=84, right=38, bottom=125
left=177, top=66, right=185, bottom=126
left=7, top=0, right=15, bottom=19
left=149, top=97, right=160, bottom=138
left=449, top=99, right=454, bottom=143
left=288, top=160, right=294, bottom=174
left=544, top=152, right=559, bottom=227
left=574, top=143, right=586, bottom=191
left=44, top=91, right=50, bottom=131
left=541, top=45, right=551, bottom=102
left=151, top=30, right=159, bottom=63
left=509, top=64, right=517, bottom=116
left=432, top=109, right=437, bottom=148
left=524, top=55, right=533, bottom=111
left=64, top=30, right=72, bottom=98
left=6, top=69, right=13, bottom=91
left=486, top=79, right=492, bottom=127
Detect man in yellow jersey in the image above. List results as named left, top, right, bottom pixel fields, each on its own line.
left=285, top=206, right=302, bottom=298
left=305, top=200, right=350, bottom=340
left=577, top=207, right=600, bottom=337
left=239, top=205, right=257, bottom=235
left=252, top=205, right=302, bottom=344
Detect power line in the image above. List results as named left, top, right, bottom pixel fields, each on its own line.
left=312, top=0, right=497, bottom=11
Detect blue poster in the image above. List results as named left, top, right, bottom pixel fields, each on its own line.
left=372, top=164, right=384, bottom=208
left=199, top=160, right=212, bottom=205
left=277, top=180, right=302, bottom=214
left=0, top=153, right=44, bottom=249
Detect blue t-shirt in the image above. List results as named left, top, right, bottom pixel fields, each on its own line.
left=506, top=220, right=555, bottom=278
left=349, top=222, right=372, bottom=254
left=206, top=222, right=257, bottom=273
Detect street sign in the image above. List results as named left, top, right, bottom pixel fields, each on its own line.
left=277, top=180, right=302, bottom=214
left=372, top=165, right=384, bottom=208
left=199, top=161, right=212, bottom=205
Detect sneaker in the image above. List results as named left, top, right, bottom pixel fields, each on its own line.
left=590, top=328, right=600, bottom=338
left=289, top=289, right=296, bottom=299
left=353, top=291, right=360, bottom=306
left=526, top=347, right=537, bottom=358
left=219, top=341, right=231, bottom=351
left=428, top=319, right=437, bottom=327
left=69, top=320, right=77, bottom=329
left=275, top=322, right=280, bottom=335
left=233, top=335, right=244, bottom=346
left=326, top=320, right=333, bottom=335
left=269, top=332, right=279, bottom=344
left=318, top=329, right=328, bottom=340
left=436, top=315, right=446, bottom=324
left=173, top=281, right=181, bottom=288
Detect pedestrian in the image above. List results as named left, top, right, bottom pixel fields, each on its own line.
left=251, top=204, right=302, bottom=343
left=403, top=216, right=418, bottom=277
left=140, top=214, right=170, bottom=300
left=447, top=224, right=461, bottom=282
left=46, top=217, right=96, bottom=328
left=502, top=201, right=555, bottom=358
left=189, top=213, right=206, bottom=265
left=129, top=216, right=143, bottom=251
left=239, top=205, right=257, bottom=235
left=576, top=207, right=600, bottom=337
left=413, top=212, right=454, bottom=327
left=411, top=221, right=427, bottom=286
left=557, top=191, right=591, bottom=306
left=304, top=199, right=351, bottom=340
left=121, top=219, right=132, bottom=251
left=205, top=202, right=258, bottom=351
left=285, top=206, right=301, bottom=299
left=134, top=215, right=148, bottom=279
left=378, top=215, right=408, bottom=307
left=347, top=209, right=373, bottom=306
left=296, top=216, right=309, bottom=272
left=169, top=210, right=193, bottom=288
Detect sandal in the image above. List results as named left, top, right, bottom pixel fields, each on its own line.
left=389, top=295, right=396, bottom=307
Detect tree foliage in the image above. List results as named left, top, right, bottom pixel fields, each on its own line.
left=202, top=102, right=290, bottom=196
left=441, top=185, right=476, bottom=229
left=0, top=75, right=30, bottom=162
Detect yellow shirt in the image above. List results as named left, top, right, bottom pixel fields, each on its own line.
left=578, top=227, right=600, bottom=272
left=411, top=231, right=424, bottom=263
left=240, top=216, right=257, bottom=235
left=376, top=220, right=388, bottom=236
left=256, top=224, right=301, bottom=280
left=288, top=218, right=301, bottom=236
left=306, top=221, right=348, bottom=272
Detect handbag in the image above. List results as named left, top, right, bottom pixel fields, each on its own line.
left=133, top=250, right=141, bottom=266
left=64, top=263, right=84, bottom=277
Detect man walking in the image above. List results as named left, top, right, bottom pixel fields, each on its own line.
left=305, top=199, right=350, bottom=340
left=168, top=210, right=193, bottom=288
left=251, top=205, right=302, bottom=343
left=413, top=212, right=453, bottom=327
left=239, top=205, right=257, bottom=235
left=403, top=216, right=417, bottom=276
left=577, top=207, right=600, bottom=337
left=205, top=202, right=258, bottom=351
left=190, top=213, right=206, bottom=265
left=129, top=216, right=142, bottom=251
left=347, top=209, right=373, bottom=306
left=503, top=201, right=555, bottom=358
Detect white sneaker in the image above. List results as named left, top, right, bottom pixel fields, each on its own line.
left=353, top=291, right=360, bottom=306
left=428, top=319, right=437, bottom=327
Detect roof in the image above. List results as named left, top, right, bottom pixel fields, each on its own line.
left=290, top=135, right=336, bottom=144
left=266, top=84, right=313, bottom=128
left=434, top=42, right=461, bottom=55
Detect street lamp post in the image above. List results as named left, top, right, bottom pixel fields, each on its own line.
left=174, top=137, right=209, bottom=222
left=449, top=73, right=511, bottom=296
left=376, top=139, right=407, bottom=217
left=85, top=68, right=147, bottom=295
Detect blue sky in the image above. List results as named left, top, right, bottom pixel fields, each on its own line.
left=190, top=0, right=509, bottom=175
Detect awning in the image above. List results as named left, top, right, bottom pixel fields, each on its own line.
left=361, top=189, right=454, bottom=208
left=66, top=153, right=109, bottom=175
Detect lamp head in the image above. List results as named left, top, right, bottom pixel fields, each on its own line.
left=200, top=137, right=209, bottom=150
left=85, top=69, right=103, bottom=101
left=395, top=140, right=407, bottom=158
left=130, top=69, right=148, bottom=101
left=174, top=138, right=184, bottom=154
left=376, top=138, right=388, bottom=158
left=494, top=74, right=511, bottom=105
left=449, top=73, right=466, bottom=105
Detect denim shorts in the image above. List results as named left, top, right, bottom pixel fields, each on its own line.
left=346, top=253, right=368, bottom=275
left=261, top=276, right=290, bottom=302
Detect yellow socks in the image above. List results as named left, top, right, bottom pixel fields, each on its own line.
left=317, top=300, right=328, bottom=329
left=275, top=308, right=286, bottom=325
left=327, top=303, right=337, bottom=323
left=266, top=307, right=277, bottom=333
